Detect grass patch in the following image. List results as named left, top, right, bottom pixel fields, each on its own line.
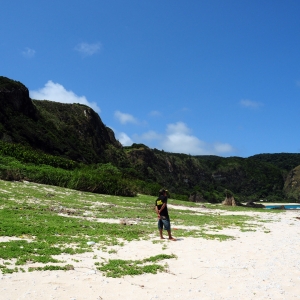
left=96, top=254, right=176, bottom=278
left=28, top=264, right=74, bottom=272
left=0, top=265, right=19, bottom=274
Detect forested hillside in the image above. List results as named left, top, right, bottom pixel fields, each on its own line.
left=1, top=76, right=299, bottom=202
left=249, top=153, right=300, bottom=173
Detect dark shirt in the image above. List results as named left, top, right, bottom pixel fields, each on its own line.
left=155, top=195, right=169, bottom=220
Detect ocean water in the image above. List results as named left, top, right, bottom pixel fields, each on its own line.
left=265, top=205, right=300, bottom=210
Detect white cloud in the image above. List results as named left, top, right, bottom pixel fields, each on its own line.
left=75, top=42, right=102, bottom=56
left=149, top=110, right=162, bottom=117
left=240, top=99, right=263, bottom=109
left=162, top=122, right=207, bottom=154
left=163, top=122, right=235, bottom=155
left=213, top=142, right=234, bottom=153
left=139, top=130, right=163, bottom=141
left=30, top=81, right=100, bottom=113
left=166, top=122, right=190, bottom=135
left=116, top=132, right=133, bottom=146
left=22, top=47, right=36, bottom=58
left=133, top=121, right=235, bottom=155
left=114, top=111, right=138, bottom=124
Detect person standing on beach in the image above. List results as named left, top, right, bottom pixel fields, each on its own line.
left=155, top=189, right=176, bottom=240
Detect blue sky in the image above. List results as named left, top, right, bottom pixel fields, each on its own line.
left=1, top=0, right=300, bottom=157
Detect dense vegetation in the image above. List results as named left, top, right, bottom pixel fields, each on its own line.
left=0, top=76, right=25, bottom=90
left=0, top=145, right=135, bottom=197
left=249, top=153, right=300, bottom=173
left=123, top=145, right=287, bottom=202
left=0, top=139, right=293, bottom=202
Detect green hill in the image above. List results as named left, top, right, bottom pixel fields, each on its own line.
left=1, top=76, right=299, bottom=202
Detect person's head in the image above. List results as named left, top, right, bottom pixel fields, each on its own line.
left=158, top=188, right=166, bottom=196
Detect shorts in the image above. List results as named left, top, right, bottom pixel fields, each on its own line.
left=158, top=218, right=171, bottom=231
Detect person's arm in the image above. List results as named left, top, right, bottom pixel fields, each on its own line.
left=158, top=203, right=166, bottom=214
left=155, top=205, right=160, bottom=219
left=155, top=205, right=159, bottom=214
left=156, top=202, right=166, bottom=218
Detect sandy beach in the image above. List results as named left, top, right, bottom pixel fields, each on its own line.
left=1, top=207, right=300, bottom=300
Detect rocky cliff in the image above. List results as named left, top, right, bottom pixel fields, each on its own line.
left=283, top=166, right=300, bottom=201
left=0, top=77, right=36, bottom=118
left=0, top=76, right=121, bottom=163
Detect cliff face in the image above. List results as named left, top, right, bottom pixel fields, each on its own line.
left=0, top=76, right=36, bottom=118
left=0, top=76, right=121, bottom=163
left=283, top=166, right=300, bottom=201
left=125, top=146, right=285, bottom=200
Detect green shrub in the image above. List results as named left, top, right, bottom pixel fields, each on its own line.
left=0, top=141, right=77, bottom=170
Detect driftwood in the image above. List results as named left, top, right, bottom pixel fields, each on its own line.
left=222, top=196, right=236, bottom=206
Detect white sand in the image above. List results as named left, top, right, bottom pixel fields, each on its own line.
left=1, top=210, right=300, bottom=300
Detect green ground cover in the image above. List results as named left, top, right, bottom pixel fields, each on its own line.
left=0, top=179, right=279, bottom=276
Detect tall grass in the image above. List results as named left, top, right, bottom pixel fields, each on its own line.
left=0, top=154, right=136, bottom=196
left=0, top=141, right=77, bottom=170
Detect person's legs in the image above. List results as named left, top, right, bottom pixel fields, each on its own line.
left=167, top=230, right=175, bottom=240
left=158, top=220, right=164, bottom=239
left=159, top=229, right=164, bottom=239
left=162, top=219, right=176, bottom=240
